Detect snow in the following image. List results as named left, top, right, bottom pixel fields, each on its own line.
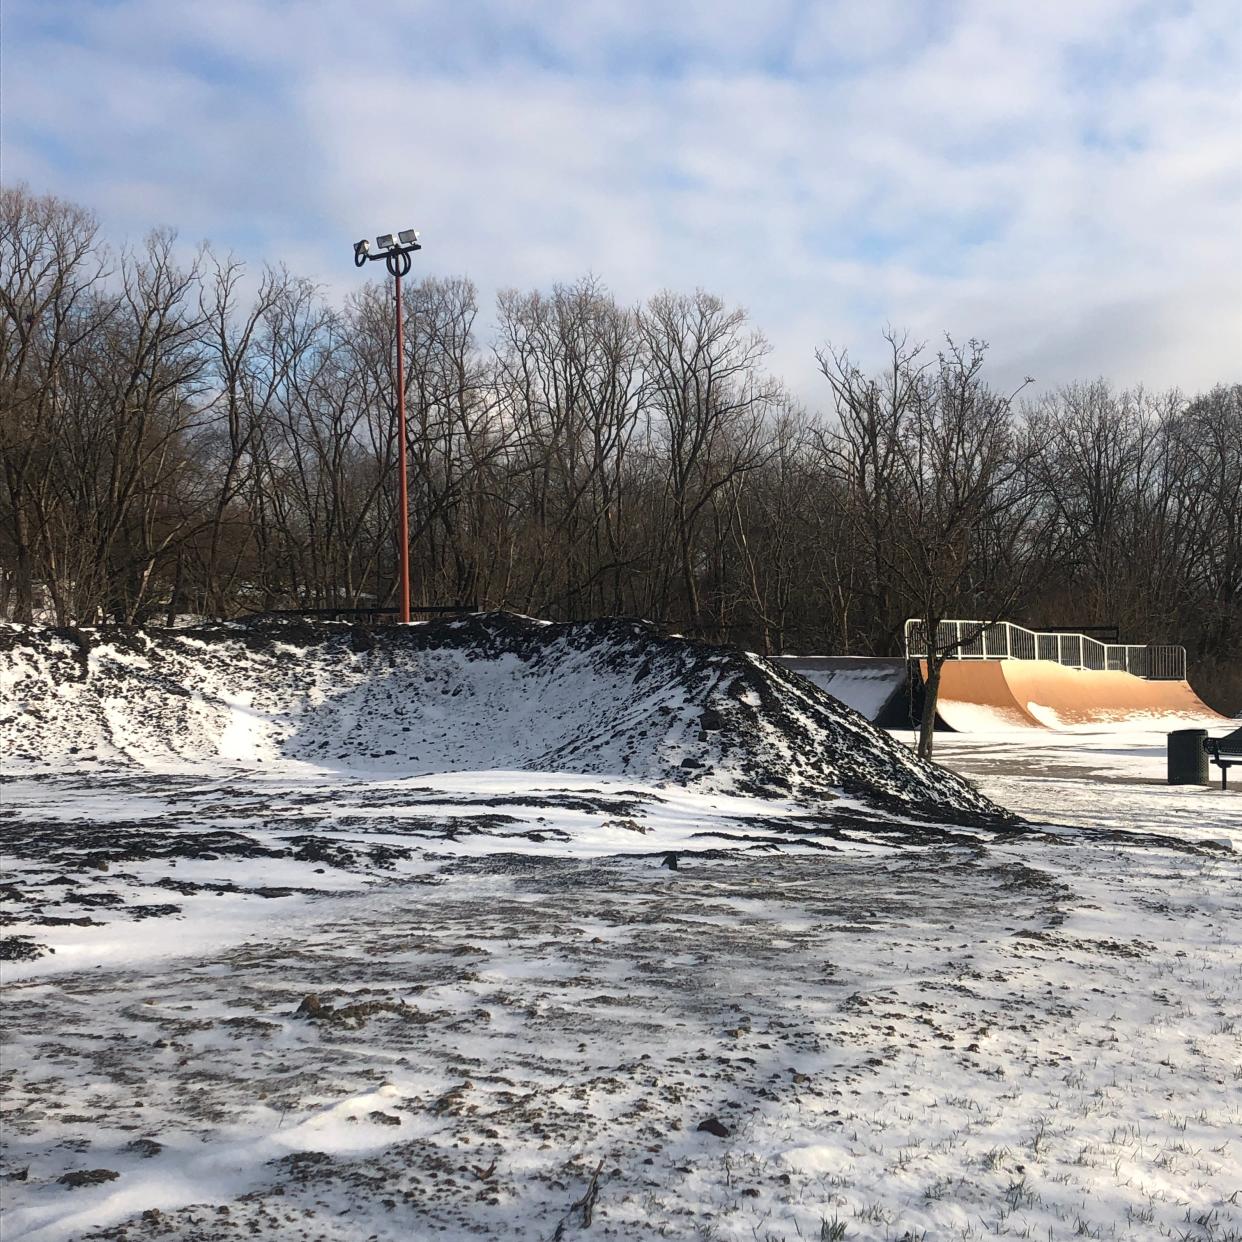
left=1023, top=701, right=1225, bottom=732
left=1, top=625, right=1240, bottom=1240
left=930, top=699, right=1039, bottom=732
left=0, top=616, right=997, bottom=818
left=792, top=670, right=895, bottom=719
left=768, top=657, right=907, bottom=722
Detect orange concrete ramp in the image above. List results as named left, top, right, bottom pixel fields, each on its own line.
left=929, top=660, right=1227, bottom=732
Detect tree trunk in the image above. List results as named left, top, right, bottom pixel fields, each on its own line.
left=917, top=653, right=942, bottom=760
left=166, top=554, right=184, bottom=626
left=13, top=536, right=34, bottom=624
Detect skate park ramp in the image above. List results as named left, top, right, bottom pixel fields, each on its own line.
left=771, top=657, right=912, bottom=726
left=930, top=659, right=1228, bottom=732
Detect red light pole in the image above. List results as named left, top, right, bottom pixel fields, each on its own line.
left=354, top=230, right=422, bottom=623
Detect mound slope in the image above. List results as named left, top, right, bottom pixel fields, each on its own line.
left=0, top=613, right=1000, bottom=820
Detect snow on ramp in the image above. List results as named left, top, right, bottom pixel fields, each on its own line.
left=0, top=614, right=998, bottom=820
left=932, top=658, right=1227, bottom=733
left=770, top=656, right=909, bottom=724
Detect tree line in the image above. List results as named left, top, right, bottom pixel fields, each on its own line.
left=3, top=185, right=1239, bottom=718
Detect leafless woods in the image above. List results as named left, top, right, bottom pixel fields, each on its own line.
left=2, top=188, right=1238, bottom=710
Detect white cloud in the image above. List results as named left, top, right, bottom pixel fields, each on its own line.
left=2, top=0, right=1238, bottom=400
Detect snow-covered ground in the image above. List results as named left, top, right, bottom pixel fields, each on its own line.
left=2, top=719, right=1239, bottom=1241
left=0, top=617, right=998, bottom=819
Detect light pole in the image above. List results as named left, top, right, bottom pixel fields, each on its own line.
left=354, top=229, right=422, bottom=623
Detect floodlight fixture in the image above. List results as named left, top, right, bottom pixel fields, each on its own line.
left=376, top=233, right=396, bottom=250
left=352, top=238, right=371, bottom=267
left=398, top=229, right=420, bottom=245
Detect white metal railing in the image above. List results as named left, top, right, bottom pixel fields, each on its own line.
left=903, top=619, right=1186, bottom=681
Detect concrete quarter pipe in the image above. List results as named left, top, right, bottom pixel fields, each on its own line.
left=770, top=657, right=913, bottom=726
left=929, top=659, right=1227, bottom=732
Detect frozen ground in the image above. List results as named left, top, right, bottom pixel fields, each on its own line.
left=2, top=720, right=1239, bottom=1242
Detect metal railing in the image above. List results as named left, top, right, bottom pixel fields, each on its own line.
left=903, top=619, right=1186, bottom=681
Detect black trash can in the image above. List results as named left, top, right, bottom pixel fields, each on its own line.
left=1167, top=729, right=1210, bottom=785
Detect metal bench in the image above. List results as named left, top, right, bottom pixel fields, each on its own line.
left=1203, top=725, right=1242, bottom=790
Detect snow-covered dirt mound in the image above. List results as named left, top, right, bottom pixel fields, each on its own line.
left=0, top=613, right=999, bottom=820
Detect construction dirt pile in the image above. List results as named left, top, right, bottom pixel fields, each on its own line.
left=0, top=612, right=1002, bottom=822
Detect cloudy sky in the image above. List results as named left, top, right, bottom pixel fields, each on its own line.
left=3, top=0, right=1239, bottom=400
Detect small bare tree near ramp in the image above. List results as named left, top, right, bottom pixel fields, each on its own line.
left=818, top=331, right=1053, bottom=759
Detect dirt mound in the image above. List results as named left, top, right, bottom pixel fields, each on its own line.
left=0, top=613, right=1001, bottom=820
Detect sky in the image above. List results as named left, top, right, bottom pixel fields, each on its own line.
left=3, top=0, right=1240, bottom=403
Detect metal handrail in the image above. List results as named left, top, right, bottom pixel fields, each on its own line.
left=903, top=619, right=1186, bottom=681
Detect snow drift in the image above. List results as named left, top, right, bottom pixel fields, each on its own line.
left=0, top=613, right=1000, bottom=820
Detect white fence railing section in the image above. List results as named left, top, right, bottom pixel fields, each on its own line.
left=903, top=619, right=1187, bottom=681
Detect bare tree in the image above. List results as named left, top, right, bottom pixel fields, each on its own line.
left=2, top=185, right=1238, bottom=715
left=725, top=407, right=816, bottom=653
left=819, top=333, right=1044, bottom=757
left=197, top=253, right=285, bottom=614
left=0, top=187, right=109, bottom=620
left=640, top=291, right=779, bottom=632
